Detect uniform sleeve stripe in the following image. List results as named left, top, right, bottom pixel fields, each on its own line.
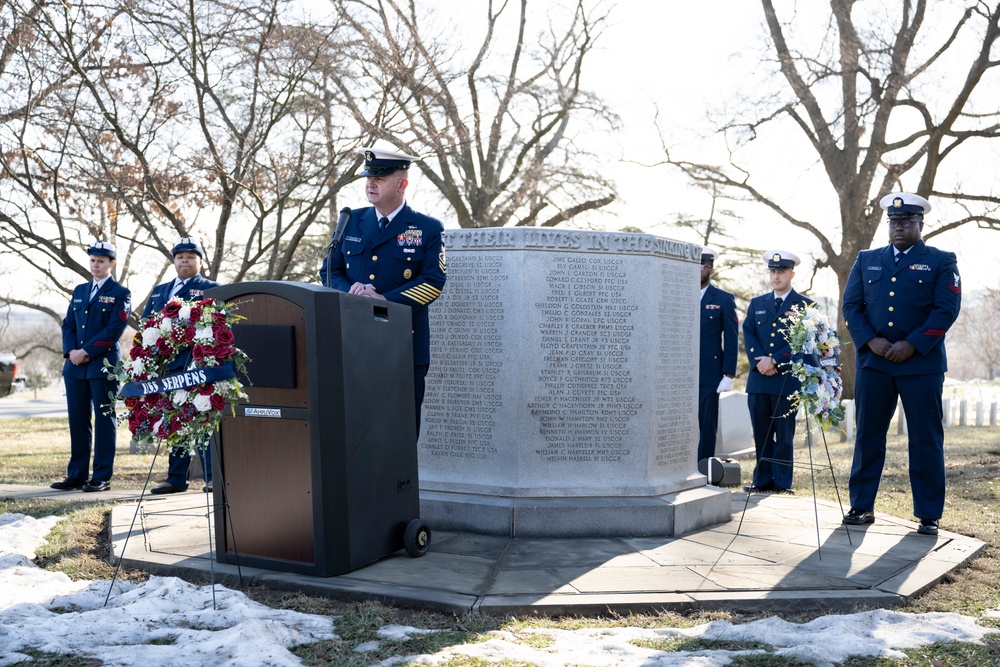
left=925, top=329, right=947, bottom=337
left=401, top=284, right=442, bottom=304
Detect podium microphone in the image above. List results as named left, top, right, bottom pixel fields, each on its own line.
left=331, top=207, right=352, bottom=248
left=323, top=207, right=352, bottom=288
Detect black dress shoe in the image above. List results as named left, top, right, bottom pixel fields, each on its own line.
left=50, top=478, right=86, bottom=491
left=150, top=482, right=185, bottom=495
left=203, top=484, right=213, bottom=493
left=82, top=479, right=111, bottom=492
left=744, top=482, right=775, bottom=493
left=843, top=508, right=875, bottom=525
left=917, top=519, right=939, bottom=535
left=774, top=488, right=796, bottom=495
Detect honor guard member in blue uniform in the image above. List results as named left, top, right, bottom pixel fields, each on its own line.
left=842, top=193, right=961, bottom=536
left=142, top=237, right=221, bottom=495
left=743, top=250, right=814, bottom=493
left=52, top=241, right=131, bottom=492
left=697, top=247, right=739, bottom=462
left=320, top=147, right=447, bottom=432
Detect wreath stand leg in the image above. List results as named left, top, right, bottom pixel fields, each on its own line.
left=209, top=435, right=246, bottom=595
left=104, top=440, right=163, bottom=607
left=198, top=443, right=219, bottom=609
left=736, top=411, right=854, bottom=562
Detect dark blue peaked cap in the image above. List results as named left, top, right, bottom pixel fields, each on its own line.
left=172, top=237, right=204, bottom=258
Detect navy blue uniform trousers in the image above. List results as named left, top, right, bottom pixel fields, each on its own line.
left=850, top=368, right=945, bottom=520
left=697, top=385, right=720, bottom=462
left=65, top=376, right=118, bottom=483
left=748, top=392, right=796, bottom=489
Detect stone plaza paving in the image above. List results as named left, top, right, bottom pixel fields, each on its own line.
left=0, top=485, right=982, bottom=616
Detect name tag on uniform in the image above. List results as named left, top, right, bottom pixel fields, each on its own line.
left=704, top=304, right=720, bottom=310
left=346, top=235, right=362, bottom=242
left=403, top=248, right=416, bottom=253
left=866, top=266, right=881, bottom=271
left=755, top=310, right=766, bottom=315
left=910, top=264, right=931, bottom=271
left=74, top=298, right=83, bottom=303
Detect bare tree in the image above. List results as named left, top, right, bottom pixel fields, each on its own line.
left=0, top=0, right=360, bottom=320
left=658, top=0, right=1000, bottom=396
left=330, top=0, right=619, bottom=228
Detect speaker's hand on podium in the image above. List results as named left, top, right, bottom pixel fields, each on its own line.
left=349, top=282, right=386, bottom=300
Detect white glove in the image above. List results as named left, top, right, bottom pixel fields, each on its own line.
left=716, top=376, right=734, bottom=393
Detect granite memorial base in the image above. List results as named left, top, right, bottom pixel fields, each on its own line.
left=418, top=229, right=731, bottom=537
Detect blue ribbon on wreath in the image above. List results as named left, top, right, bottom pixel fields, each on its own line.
left=119, top=362, right=237, bottom=397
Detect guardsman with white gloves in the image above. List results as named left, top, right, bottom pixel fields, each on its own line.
left=697, top=246, right=739, bottom=463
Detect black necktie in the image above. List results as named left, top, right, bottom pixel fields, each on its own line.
left=895, top=253, right=902, bottom=265
left=378, top=216, right=389, bottom=232
left=774, top=297, right=783, bottom=312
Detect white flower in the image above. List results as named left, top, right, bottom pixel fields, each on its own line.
left=178, top=306, right=191, bottom=321
left=192, top=393, right=213, bottom=412
left=194, top=326, right=214, bottom=342
left=159, top=317, right=172, bottom=333
left=131, top=359, right=146, bottom=374
left=141, top=327, right=160, bottom=348
left=172, top=389, right=189, bottom=406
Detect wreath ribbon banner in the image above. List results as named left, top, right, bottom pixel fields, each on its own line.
left=119, top=362, right=237, bottom=398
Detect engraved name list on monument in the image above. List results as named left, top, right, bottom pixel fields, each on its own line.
left=529, top=255, right=641, bottom=468
left=655, top=260, right=699, bottom=469
left=420, top=251, right=505, bottom=466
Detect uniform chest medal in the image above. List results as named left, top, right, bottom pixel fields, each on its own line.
left=705, top=304, right=720, bottom=310
left=98, top=295, right=116, bottom=304
left=398, top=228, right=423, bottom=246
left=190, top=290, right=204, bottom=297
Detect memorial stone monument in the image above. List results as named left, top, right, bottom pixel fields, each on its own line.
left=417, top=228, right=731, bottom=537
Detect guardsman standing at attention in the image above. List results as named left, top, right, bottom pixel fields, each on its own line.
left=742, top=250, right=814, bottom=494
left=52, top=241, right=131, bottom=492
left=320, top=147, right=447, bottom=432
left=697, top=246, right=738, bottom=463
left=143, top=237, right=221, bottom=495
left=842, top=193, right=961, bottom=536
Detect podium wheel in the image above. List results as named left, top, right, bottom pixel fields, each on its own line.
left=404, top=519, right=431, bottom=558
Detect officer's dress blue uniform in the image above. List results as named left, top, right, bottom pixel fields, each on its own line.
left=698, top=283, right=738, bottom=461
left=843, top=241, right=961, bottom=520
left=61, top=279, right=131, bottom=484
left=743, top=289, right=814, bottom=489
left=320, top=204, right=447, bottom=427
left=142, top=274, right=220, bottom=490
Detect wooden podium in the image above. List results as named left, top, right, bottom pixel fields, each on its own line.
left=207, top=281, right=424, bottom=576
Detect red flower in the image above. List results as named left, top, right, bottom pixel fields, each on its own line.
left=156, top=339, right=172, bottom=356
left=198, top=384, right=214, bottom=396
left=129, top=346, right=143, bottom=360
left=213, top=312, right=227, bottom=326
left=215, top=328, right=235, bottom=346
left=189, top=306, right=202, bottom=322
left=162, top=301, right=181, bottom=318
left=214, top=346, right=234, bottom=361
left=192, top=344, right=206, bottom=361
left=124, top=397, right=139, bottom=409
left=210, top=393, right=225, bottom=411
left=184, top=326, right=196, bottom=344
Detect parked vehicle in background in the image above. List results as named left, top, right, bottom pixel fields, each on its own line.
left=0, top=353, right=16, bottom=398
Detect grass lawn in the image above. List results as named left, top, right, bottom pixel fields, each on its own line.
left=2, top=416, right=1000, bottom=665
